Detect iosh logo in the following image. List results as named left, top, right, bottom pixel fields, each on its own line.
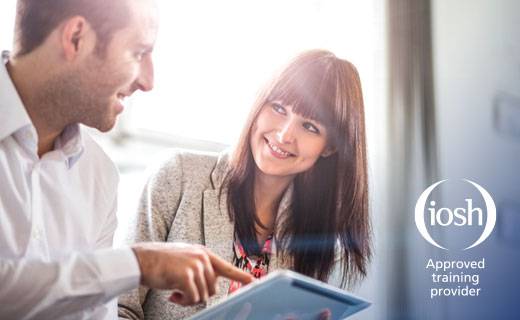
left=415, top=179, right=496, bottom=250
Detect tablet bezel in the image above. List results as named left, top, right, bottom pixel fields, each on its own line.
left=189, top=270, right=371, bottom=320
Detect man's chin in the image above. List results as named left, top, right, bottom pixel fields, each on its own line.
left=99, top=119, right=118, bottom=132
left=83, top=117, right=118, bottom=133
left=96, top=124, right=116, bottom=133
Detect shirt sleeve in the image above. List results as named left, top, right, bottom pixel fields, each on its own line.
left=97, top=189, right=120, bottom=249
left=0, top=247, right=141, bottom=320
left=94, top=172, right=127, bottom=320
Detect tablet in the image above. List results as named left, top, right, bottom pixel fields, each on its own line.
left=189, top=270, right=371, bottom=320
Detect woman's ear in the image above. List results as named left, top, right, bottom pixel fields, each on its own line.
left=321, top=146, right=336, bottom=158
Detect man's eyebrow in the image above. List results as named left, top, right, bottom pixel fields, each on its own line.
left=136, top=43, right=154, bottom=52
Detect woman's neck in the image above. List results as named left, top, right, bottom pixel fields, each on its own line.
left=253, top=170, right=293, bottom=242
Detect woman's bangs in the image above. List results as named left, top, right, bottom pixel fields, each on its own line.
left=267, top=71, right=336, bottom=129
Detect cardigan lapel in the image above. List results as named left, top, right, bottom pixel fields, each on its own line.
left=202, top=188, right=235, bottom=306
left=202, top=189, right=234, bottom=261
left=202, top=154, right=235, bottom=306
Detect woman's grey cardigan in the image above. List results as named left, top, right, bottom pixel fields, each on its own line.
left=117, top=149, right=344, bottom=320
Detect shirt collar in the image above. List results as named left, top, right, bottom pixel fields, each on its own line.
left=54, top=124, right=85, bottom=168
left=0, top=50, right=32, bottom=142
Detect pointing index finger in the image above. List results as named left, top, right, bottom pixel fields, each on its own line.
left=206, top=250, right=254, bottom=284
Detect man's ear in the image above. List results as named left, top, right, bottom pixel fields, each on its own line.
left=61, top=16, right=92, bottom=61
left=321, top=146, right=336, bottom=158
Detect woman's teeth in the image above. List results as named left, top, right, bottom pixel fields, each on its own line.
left=267, top=140, right=291, bottom=157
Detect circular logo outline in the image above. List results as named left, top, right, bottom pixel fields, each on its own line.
left=414, top=179, right=496, bottom=250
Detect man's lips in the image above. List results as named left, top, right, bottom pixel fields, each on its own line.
left=117, top=93, right=127, bottom=104
left=114, top=94, right=127, bottom=113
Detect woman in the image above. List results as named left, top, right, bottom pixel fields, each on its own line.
left=118, top=50, right=371, bottom=320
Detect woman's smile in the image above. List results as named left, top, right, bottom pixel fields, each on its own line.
left=264, top=136, right=295, bottom=159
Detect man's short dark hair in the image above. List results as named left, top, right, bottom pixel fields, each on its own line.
left=14, top=0, right=130, bottom=57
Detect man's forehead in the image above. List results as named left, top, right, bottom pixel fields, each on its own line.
left=127, top=0, right=159, bottom=25
left=121, top=0, right=159, bottom=45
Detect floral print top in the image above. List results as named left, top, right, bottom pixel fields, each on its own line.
left=228, top=235, right=273, bottom=294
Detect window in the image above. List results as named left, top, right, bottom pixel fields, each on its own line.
left=128, top=0, right=382, bottom=145
left=0, top=1, right=15, bottom=50
left=0, top=0, right=383, bottom=148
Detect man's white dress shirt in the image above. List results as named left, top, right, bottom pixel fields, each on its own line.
left=0, top=51, right=141, bottom=319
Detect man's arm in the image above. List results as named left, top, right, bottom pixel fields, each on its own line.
left=0, top=248, right=140, bottom=320
left=96, top=186, right=125, bottom=320
left=0, top=244, right=254, bottom=320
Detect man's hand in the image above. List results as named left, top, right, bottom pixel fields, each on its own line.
left=131, top=242, right=254, bottom=306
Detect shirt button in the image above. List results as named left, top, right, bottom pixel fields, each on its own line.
left=33, top=228, right=42, bottom=241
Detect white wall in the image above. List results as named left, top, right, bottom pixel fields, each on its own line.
left=0, top=1, right=16, bottom=51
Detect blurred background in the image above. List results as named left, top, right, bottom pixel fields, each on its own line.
left=1, top=0, right=518, bottom=319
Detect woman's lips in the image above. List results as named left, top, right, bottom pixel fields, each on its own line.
left=264, top=137, right=294, bottom=159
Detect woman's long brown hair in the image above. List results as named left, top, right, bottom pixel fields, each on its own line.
left=222, top=50, right=371, bottom=286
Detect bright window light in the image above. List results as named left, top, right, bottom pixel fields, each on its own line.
left=0, top=1, right=16, bottom=51
left=128, top=0, right=381, bottom=145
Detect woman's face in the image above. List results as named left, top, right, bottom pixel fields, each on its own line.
left=250, top=101, right=332, bottom=180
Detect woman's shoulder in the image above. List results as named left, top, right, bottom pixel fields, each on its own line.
left=147, top=148, right=229, bottom=187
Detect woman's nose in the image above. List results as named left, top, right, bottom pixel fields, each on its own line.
left=276, top=119, right=297, bottom=144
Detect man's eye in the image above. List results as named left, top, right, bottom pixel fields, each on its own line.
left=303, top=122, right=320, bottom=134
left=271, top=103, right=286, bottom=115
left=135, top=52, right=145, bottom=61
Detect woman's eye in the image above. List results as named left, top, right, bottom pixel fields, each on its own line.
left=271, top=103, right=286, bottom=115
left=303, top=122, right=320, bottom=134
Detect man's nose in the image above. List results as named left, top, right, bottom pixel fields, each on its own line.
left=135, top=55, right=154, bottom=92
left=276, top=119, right=297, bottom=144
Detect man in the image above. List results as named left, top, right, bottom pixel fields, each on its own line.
left=0, top=0, right=252, bottom=319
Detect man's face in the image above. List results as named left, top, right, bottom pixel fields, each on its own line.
left=64, top=0, right=158, bottom=132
